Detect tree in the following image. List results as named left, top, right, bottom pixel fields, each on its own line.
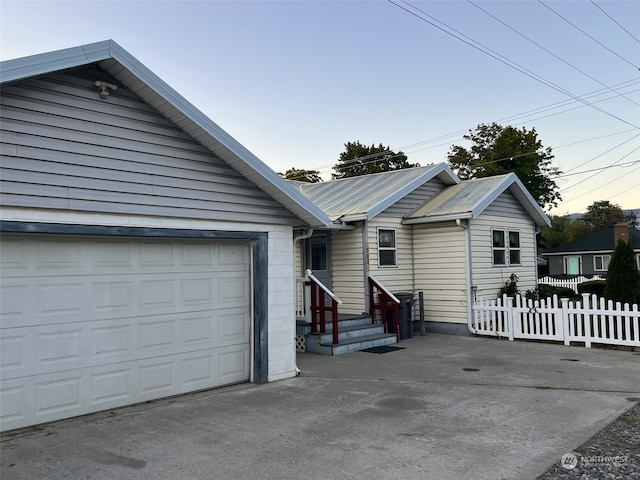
left=447, top=123, right=561, bottom=210
left=626, top=210, right=639, bottom=229
left=332, top=141, right=419, bottom=179
left=539, top=215, right=590, bottom=252
left=603, top=239, right=640, bottom=305
left=279, top=168, right=322, bottom=183
left=581, top=201, right=625, bottom=232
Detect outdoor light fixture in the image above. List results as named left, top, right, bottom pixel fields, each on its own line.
left=95, top=80, right=117, bottom=98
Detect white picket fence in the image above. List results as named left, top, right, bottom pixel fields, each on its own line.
left=471, top=293, right=640, bottom=348
left=537, top=275, right=605, bottom=292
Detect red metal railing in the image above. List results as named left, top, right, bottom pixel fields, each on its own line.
left=306, top=270, right=342, bottom=345
left=369, top=276, right=400, bottom=340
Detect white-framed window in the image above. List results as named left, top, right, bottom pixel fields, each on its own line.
left=593, top=255, right=611, bottom=271
left=492, top=230, right=506, bottom=266
left=637, top=254, right=640, bottom=270
left=377, top=228, right=397, bottom=267
left=509, top=231, right=521, bottom=265
left=492, top=229, right=520, bottom=266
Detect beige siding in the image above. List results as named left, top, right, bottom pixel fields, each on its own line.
left=470, top=192, right=538, bottom=299
left=367, top=218, right=414, bottom=294
left=0, top=67, right=299, bottom=225
left=414, top=223, right=468, bottom=324
left=331, top=225, right=366, bottom=314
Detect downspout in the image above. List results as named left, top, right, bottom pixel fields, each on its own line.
left=293, top=228, right=313, bottom=376
left=362, top=220, right=369, bottom=313
left=456, top=219, right=475, bottom=334
left=534, top=227, right=541, bottom=289
left=294, top=228, right=314, bottom=244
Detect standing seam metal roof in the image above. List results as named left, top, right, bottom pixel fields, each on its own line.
left=290, top=164, right=459, bottom=222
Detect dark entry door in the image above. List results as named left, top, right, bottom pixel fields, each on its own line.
left=304, top=231, right=332, bottom=291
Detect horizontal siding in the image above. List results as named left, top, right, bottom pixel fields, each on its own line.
left=0, top=67, right=299, bottom=225
left=381, top=178, right=445, bottom=217
left=483, top=190, right=530, bottom=220
left=367, top=218, right=414, bottom=294
left=414, top=223, right=468, bottom=324
left=331, top=226, right=366, bottom=314
left=471, top=199, right=538, bottom=299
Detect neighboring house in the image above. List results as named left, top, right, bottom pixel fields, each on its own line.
left=542, top=224, right=640, bottom=276
left=0, top=41, right=331, bottom=431
left=291, top=169, right=551, bottom=334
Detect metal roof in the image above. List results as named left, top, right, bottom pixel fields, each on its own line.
left=404, top=173, right=551, bottom=227
left=290, top=164, right=459, bottom=222
left=0, top=40, right=331, bottom=228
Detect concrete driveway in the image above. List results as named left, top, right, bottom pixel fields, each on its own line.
left=1, top=334, right=639, bottom=480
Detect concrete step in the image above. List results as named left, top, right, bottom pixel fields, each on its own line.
left=309, top=323, right=388, bottom=344
left=305, top=332, right=398, bottom=356
left=296, top=315, right=373, bottom=336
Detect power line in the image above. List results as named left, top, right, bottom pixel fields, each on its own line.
left=387, top=0, right=639, bottom=129
left=468, top=0, right=640, bottom=108
left=562, top=133, right=640, bottom=174
left=590, top=0, right=640, bottom=45
left=561, top=163, right=640, bottom=204
left=537, top=0, right=639, bottom=70
left=554, top=159, right=640, bottom=178
left=562, top=144, right=640, bottom=192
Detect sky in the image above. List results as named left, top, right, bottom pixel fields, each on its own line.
left=1, top=0, right=639, bottom=215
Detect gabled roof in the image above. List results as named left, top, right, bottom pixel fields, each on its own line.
left=0, top=40, right=331, bottom=228
left=289, top=164, right=459, bottom=223
left=403, top=173, right=551, bottom=227
left=543, top=226, right=640, bottom=255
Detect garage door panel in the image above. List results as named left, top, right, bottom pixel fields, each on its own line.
left=0, top=235, right=252, bottom=431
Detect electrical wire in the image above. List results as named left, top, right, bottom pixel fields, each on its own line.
left=562, top=133, right=640, bottom=174
left=590, top=0, right=640, bottom=45
left=562, top=144, right=640, bottom=192
left=387, top=0, right=639, bottom=129
left=537, top=0, right=639, bottom=70
left=468, top=0, right=640, bottom=108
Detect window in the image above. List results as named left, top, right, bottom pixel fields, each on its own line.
left=637, top=254, right=640, bottom=270
left=593, top=255, right=610, bottom=271
left=509, top=231, right=521, bottom=265
left=492, top=230, right=506, bottom=266
left=378, top=229, right=397, bottom=267
left=492, top=229, right=520, bottom=266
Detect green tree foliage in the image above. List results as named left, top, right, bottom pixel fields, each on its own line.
left=603, top=239, right=640, bottom=305
left=539, top=215, right=591, bottom=252
left=581, top=201, right=625, bottom=232
left=447, top=123, right=561, bottom=211
left=626, top=210, right=639, bottom=228
left=279, top=168, right=323, bottom=183
left=332, top=141, right=419, bottom=179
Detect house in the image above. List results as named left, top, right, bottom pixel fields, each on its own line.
left=542, top=223, right=640, bottom=276
left=291, top=169, right=551, bottom=338
left=0, top=40, right=332, bottom=431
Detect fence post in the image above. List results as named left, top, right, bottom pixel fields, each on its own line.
left=582, top=293, right=592, bottom=348
left=561, top=297, right=570, bottom=346
left=506, top=295, right=514, bottom=341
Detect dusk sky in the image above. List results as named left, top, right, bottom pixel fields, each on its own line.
left=1, top=0, right=638, bottom=215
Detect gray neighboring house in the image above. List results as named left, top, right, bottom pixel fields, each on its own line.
left=0, top=40, right=331, bottom=431
left=542, top=223, right=640, bottom=276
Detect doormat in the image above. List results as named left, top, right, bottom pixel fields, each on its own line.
left=360, top=345, right=405, bottom=354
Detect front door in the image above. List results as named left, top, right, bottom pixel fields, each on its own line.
left=565, top=256, right=581, bottom=275
left=304, top=231, right=332, bottom=291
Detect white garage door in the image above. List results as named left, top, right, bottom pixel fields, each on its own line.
left=0, top=234, right=251, bottom=431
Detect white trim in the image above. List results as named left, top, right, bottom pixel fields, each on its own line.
left=593, top=254, right=611, bottom=272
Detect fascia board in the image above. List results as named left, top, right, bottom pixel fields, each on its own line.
left=106, top=43, right=332, bottom=227
left=402, top=212, right=473, bottom=225
left=0, top=40, right=114, bottom=84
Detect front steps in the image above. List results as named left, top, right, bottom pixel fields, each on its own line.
left=297, top=315, right=397, bottom=355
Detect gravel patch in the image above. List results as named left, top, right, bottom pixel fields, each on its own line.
left=537, top=402, right=640, bottom=479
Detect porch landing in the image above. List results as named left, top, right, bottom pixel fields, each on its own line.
left=297, top=314, right=397, bottom=355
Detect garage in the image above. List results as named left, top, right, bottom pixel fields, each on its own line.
left=0, top=233, right=252, bottom=430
